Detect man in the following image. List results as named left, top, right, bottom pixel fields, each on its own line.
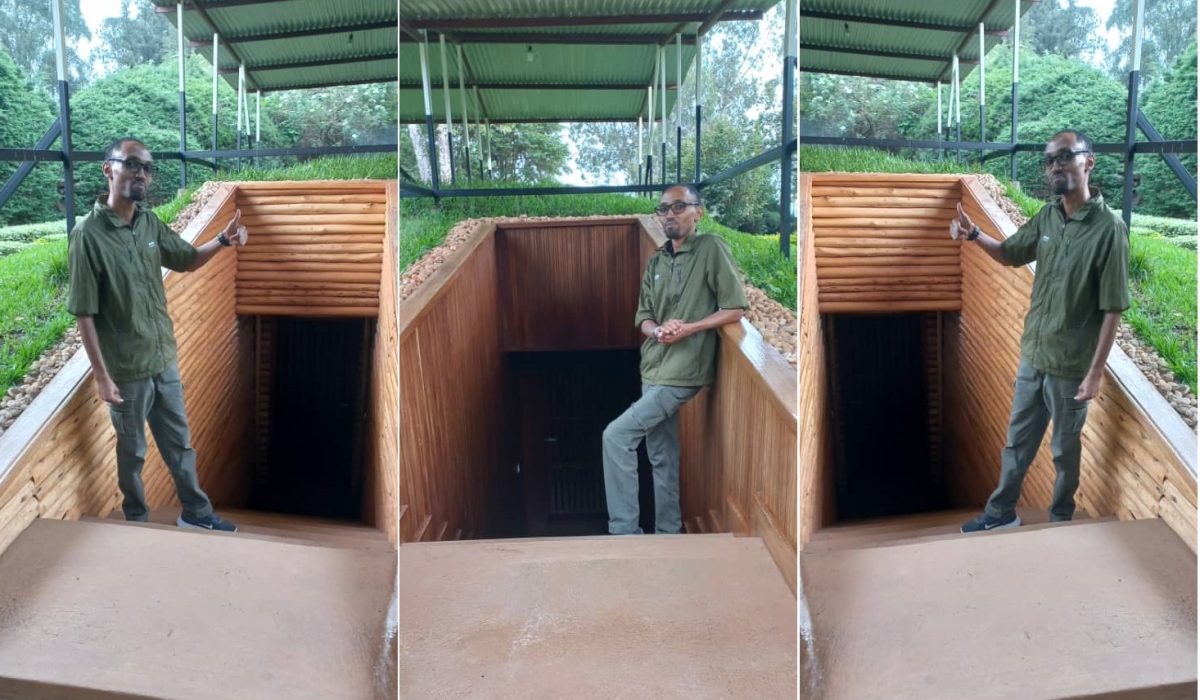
left=952, top=129, right=1129, bottom=533
left=68, top=137, right=246, bottom=532
left=601, top=184, right=749, bottom=535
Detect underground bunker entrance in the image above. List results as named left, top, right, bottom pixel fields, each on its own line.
left=504, top=349, right=662, bottom=538
left=247, top=316, right=376, bottom=524
left=822, top=312, right=952, bottom=523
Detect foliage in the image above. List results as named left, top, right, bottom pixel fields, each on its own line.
left=800, top=146, right=981, bottom=174
left=0, top=0, right=92, bottom=93
left=1019, top=0, right=1105, bottom=62
left=0, top=45, right=61, bottom=226
left=227, top=153, right=398, bottom=183
left=271, top=83, right=398, bottom=149
left=0, top=237, right=72, bottom=393
left=1125, top=231, right=1197, bottom=391
left=400, top=183, right=798, bottom=309
left=96, top=0, right=173, bottom=71
left=1135, top=38, right=1197, bottom=220
left=1106, top=0, right=1197, bottom=83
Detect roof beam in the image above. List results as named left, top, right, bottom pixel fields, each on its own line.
left=802, top=42, right=979, bottom=65
left=405, top=12, right=762, bottom=30
left=697, top=0, right=740, bottom=36
left=938, top=0, right=1008, bottom=82
left=222, top=52, right=397, bottom=74
left=156, top=0, right=294, bottom=13
left=400, top=82, right=679, bottom=91
left=799, top=66, right=938, bottom=84
left=801, top=10, right=1009, bottom=37
left=188, top=1, right=260, bottom=91
left=188, top=19, right=394, bottom=46
left=425, top=31, right=696, bottom=46
left=399, top=20, right=423, bottom=44
left=260, top=76, right=398, bottom=94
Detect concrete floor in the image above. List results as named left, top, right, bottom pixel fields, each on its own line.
left=0, top=518, right=396, bottom=700
left=399, top=534, right=798, bottom=699
left=800, top=518, right=1198, bottom=700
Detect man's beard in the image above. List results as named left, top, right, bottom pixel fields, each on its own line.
left=127, top=183, right=147, bottom=201
left=665, top=226, right=684, bottom=240
left=1050, top=175, right=1070, bottom=196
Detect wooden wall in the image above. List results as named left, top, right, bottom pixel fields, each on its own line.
left=0, top=184, right=255, bottom=554
left=234, top=181, right=386, bottom=318
left=399, top=221, right=507, bottom=543
left=496, top=219, right=644, bottom=351
left=946, top=176, right=1198, bottom=551
left=809, top=173, right=962, bottom=313
left=798, top=174, right=833, bottom=548
left=364, top=182, right=399, bottom=545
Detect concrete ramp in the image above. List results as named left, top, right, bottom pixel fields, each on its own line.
left=0, top=519, right=396, bottom=700
left=801, top=518, right=1197, bottom=700
left=400, top=534, right=797, bottom=699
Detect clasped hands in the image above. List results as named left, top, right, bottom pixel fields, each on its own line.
left=655, top=319, right=692, bottom=345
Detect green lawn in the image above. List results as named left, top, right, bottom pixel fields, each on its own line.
left=0, top=154, right=396, bottom=396
left=400, top=184, right=798, bottom=310
left=804, top=146, right=1197, bottom=393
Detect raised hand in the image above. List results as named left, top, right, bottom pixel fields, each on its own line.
left=223, top=209, right=248, bottom=246
left=950, top=203, right=974, bottom=241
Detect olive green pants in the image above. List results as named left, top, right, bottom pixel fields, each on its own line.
left=109, top=361, right=213, bottom=522
left=984, top=359, right=1090, bottom=522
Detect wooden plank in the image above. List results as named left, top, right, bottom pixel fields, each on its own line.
left=708, top=508, right=723, bottom=533
left=821, top=300, right=962, bottom=313
left=817, top=255, right=960, bottom=268
left=235, top=305, right=377, bottom=317
left=726, top=496, right=750, bottom=535
left=753, top=493, right=796, bottom=597
left=399, top=220, right=497, bottom=338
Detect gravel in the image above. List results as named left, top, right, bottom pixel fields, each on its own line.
left=400, top=216, right=798, bottom=369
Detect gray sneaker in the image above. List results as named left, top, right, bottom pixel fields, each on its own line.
left=960, top=512, right=1020, bottom=533
left=177, top=512, right=238, bottom=532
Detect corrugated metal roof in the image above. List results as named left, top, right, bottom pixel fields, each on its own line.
left=800, top=0, right=1037, bottom=84
left=150, top=0, right=396, bottom=93
left=399, top=0, right=779, bottom=123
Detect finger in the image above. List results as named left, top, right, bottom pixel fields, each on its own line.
left=232, top=209, right=241, bottom=226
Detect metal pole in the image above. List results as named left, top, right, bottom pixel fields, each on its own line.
left=439, top=35, right=455, bottom=185
left=211, top=33, right=218, bottom=168
left=1011, top=0, right=1020, bottom=181
left=473, top=85, right=483, bottom=178
left=485, top=118, right=492, bottom=176
left=676, top=33, right=682, bottom=184
left=979, top=22, right=986, bottom=146
left=255, top=90, right=261, bottom=168
left=236, top=63, right=244, bottom=170
left=937, top=81, right=943, bottom=161
left=780, top=0, right=796, bottom=258
left=647, top=78, right=655, bottom=189
left=660, top=45, right=667, bottom=184
left=52, top=0, right=74, bottom=233
left=953, top=54, right=961, bottom=163
left=177, top=3, right=187, bottom=188
left=419, top=37, right=439, bottom=190
left=458, top=44, right=471, bottom=182
left=695, top=33, right=702, bottom=183
left=1123, top=0, right=1146, bottom=229
left=638, top=115, right=643, bottom=182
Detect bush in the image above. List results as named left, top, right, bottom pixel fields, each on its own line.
left=0, top=46, right=60, bottom=226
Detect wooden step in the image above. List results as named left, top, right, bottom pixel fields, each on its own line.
left=0, top=518, right=396, bottom=700
left=800, top=518, right=1197, bottom=700
left=804, top=507, right=1099, bottom=552
left=103, top=508, right=394, bottom=552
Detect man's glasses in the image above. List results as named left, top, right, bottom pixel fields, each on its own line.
left=655, top=201, right=700, bottom=215
left=106, top=158, right=156, bottom=176
left=1042, top=150, right=1090, bottom=169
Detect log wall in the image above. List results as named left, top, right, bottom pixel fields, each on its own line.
left=810, top=173, right=962, bottom=313
left=0, top=184, right=255, bottom=554
left=946, top=176, right=1197, bottom=551
left=364, top=182, right=399, bottom=545
left=798, top=174, right=834, bottom=547
left=234, top=181, right=387, bottom=318
left=399, top=221, right=507, bottom=543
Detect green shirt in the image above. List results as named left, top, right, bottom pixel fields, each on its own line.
left=999, top=189, right=1130, bottom=379
left=67, top=199, right=198, bottom=382
left=634, top=233, right=750, bottom=387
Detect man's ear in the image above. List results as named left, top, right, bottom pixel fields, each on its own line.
left=101, top=160, right=113, bottom=181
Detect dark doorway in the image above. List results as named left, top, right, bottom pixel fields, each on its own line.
left=252, top=317, right=373, bottom=521
left=506, top=349, right=657, bottom=537
left=824, top=313, right=948, bottom=521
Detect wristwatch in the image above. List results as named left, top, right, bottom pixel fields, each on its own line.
left=966, top=225, right=981, bottom=241
left=217, top=232, right=232, bottom=247
left=653, top=326, right=662, bottom=339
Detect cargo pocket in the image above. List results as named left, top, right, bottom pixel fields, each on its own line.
left=108, top=401, right=138, bottom=438
left=1059, top=395, right=1090, bottom=435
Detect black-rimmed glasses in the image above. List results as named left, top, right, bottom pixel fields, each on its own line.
left=1042, top=150, right=1090, bottom=169
left=106, top=158, right=156, bottom=176
left=655, top=201, right=700, bottom=215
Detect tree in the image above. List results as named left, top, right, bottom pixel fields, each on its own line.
left=1135, top=38, right=1197, bottom=219
left=1020, top=0, right=1105, bottom=63
left=270, top=83, right=398, bottom=148
left=1106, top=0, right=1197, bottom=83
left=97, top=0, right=173, bottom=71
left=474, top=124, right=569, bottom=183
left=0, top=0, right=92, bottom=93
left=0, top=45, right=61, bottom=225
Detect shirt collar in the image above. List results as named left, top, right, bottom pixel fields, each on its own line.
left=93, top=198, right=151, bottom=229
left=1052, top=186, right=1104, bottom=221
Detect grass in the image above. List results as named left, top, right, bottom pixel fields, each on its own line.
left=400, top=182, right=798, bottom=310
left=804, top=145, right=1196, bottom=393
left=0, top=154, right=394, bottom=397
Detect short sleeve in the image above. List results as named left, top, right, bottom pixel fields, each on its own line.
left=67, top=230, right=100, bottom=317
left=1098, top=219, right=1131, bottom=312
left=708, top=237, right=749, bottom=310
left=999, top=210, right=1043, bottom=267
left=634, top=256, right=657, bottom=327
left=154, top=213, right=197, bottom=272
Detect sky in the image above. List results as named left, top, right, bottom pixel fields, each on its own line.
left=79, top=0, right=131, bottom=74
